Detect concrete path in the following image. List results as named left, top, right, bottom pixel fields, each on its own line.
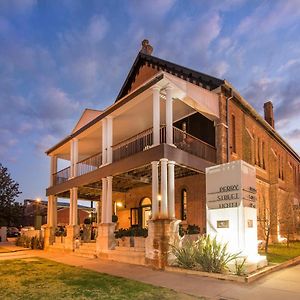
left=0, top=243, right=299, bottom=300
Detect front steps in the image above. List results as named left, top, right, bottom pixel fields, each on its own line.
left=74, top=242, right=97, bottom=258
left=99, top=246, right=146, bottom=266
left=47, top=242, right=146, bottom=265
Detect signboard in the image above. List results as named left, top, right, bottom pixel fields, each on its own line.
left=206, top=160, right=256, bottom=209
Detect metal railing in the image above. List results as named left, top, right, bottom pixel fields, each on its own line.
left=173, top=126, right=216, bottom=162
left=112, top=128, right=154, bottom=162
left=52, top=127, right=216, bottom=185
left=53, top=167, right=70, bottom=185
left=76, top=152, right=102, bottom=176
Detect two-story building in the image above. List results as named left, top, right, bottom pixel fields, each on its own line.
left=45, top=40, right=300, bottom=268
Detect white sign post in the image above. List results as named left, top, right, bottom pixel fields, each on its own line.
left=206, top=160, right=267, bottom=273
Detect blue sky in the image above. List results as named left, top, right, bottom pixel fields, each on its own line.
left=1, top=0, right=300, bottom=202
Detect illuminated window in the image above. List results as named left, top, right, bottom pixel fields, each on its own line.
left=181, top=189, right=187, bottom=220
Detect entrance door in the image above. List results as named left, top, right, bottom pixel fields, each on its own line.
left=140, top=197, right=152, bottom=228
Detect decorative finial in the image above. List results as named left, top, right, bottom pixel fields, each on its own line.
left=140, top=39, right=153, bottom=55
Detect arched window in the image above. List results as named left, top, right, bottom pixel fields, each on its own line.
left=140, top=197, right=151, bottom=206
left=181, top=189, right=187, bottom=220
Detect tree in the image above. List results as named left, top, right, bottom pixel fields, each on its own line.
left=0, top=163, right=22, bottom=226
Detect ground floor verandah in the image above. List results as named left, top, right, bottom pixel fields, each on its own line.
left=45, top=158, right=207, bottom=268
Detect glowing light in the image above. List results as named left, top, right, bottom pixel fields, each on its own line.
left=116, top=202, right=123, bottom=208
left=157, top=195, right=162, bottom=201
left=36, top=198, right=41, bottom=203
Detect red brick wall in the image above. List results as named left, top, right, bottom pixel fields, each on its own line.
left=57, top=208, right=90, bottom=226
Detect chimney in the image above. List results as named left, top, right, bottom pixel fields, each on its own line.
left=140, top=39, right=153, bottom=55
left=264, top=101, right=275, bottom=128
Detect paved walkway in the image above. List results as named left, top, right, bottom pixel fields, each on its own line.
left=0, top=243, right=299, bottom=300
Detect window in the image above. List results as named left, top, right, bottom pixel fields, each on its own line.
left=231, top=115, right=236, bottom=153
left=262, top=141, right=266, bottom=169
left=181, top=189, right=187, bottom=221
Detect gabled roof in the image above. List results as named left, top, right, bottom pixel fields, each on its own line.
left=72, top=109, right=103, bottom=134
left=116, top=52, right=224, bottom=101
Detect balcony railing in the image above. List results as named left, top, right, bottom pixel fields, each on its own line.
left=76, top=152, right=102, bottom=177
left=52, top=126, right=216, bottom=186
left=112, top=128, right=154, bottom=162
left=173, top=126, right=216, bottom=163
left=53, top=167, right=70, bottom=185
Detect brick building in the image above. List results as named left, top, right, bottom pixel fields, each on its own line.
left=44, top=41, right=300, bottom=267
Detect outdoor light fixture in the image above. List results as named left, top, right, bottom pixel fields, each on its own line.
left=157, top=195, right=162, bottom=201
left=36, top=197, right=41, bottom=202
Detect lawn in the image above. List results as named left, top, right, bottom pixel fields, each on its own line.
left=0, top=258, right=199, bottom=300
left=260, top=241, right=300, bottom=264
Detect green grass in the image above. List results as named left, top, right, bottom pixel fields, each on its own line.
left=0, top=258, right=200, bottom=300
left=260, top=241, right=300, bottom=264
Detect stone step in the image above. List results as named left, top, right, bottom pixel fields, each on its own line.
left=73, top=250, right=97, bottom=259
left=78, top=243, right=96, bottom=250
left=99, top=248, right=146, bottom=266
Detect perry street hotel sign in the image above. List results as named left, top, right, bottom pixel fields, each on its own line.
left=206, top=160, right=257, bottom=209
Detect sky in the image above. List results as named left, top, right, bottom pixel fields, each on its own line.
left=0, top=0, right=300, bottom=203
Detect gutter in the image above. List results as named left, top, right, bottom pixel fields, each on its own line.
left=226, top=88, right=234, bottom=162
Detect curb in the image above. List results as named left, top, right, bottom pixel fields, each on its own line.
left=165, top=256, right=300, bottom=284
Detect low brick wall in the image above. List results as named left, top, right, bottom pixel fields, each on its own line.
left=21, top=229, right=43, bottom=239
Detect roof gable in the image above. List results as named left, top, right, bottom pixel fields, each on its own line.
left=72, top=109, right=103, bottom=134
left=116, top=52, right=224, bottom=102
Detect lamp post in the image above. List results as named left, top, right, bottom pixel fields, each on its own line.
left=34, top=198, right=42, bottom=230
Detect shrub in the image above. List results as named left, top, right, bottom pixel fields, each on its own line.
left=170, top=237, right=196, bottom=269
left=55, top=226, right=66, bottom=237
left=194, top=235, right=241, bottom=273
left=16, top=235, right=44, bottom=250
left=114, top=227, right=148, bottom=239
left=186, top=224, right=200, bottom=235
left=170, top=234, right=242, bottom=274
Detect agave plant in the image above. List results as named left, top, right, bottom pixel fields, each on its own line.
left=194, top=235, right=241, bottom=273
left=169, top=237, right=196, bottom=269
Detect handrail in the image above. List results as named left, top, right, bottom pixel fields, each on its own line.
left=112, top=127, right=153, bottom=150
left=173, top=126, right=216, bottom=150
left=112, top=128, right=153, bottom=162
left=53, top=167, right=70, bottom=185
left=173, top=126, right=216, bottom=163
left=77, top=152, right=102, bottom=177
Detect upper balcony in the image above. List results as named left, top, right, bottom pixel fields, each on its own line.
left=48, top=72, right=219, bottom=188
left=52, top=125, right=216, bottom=186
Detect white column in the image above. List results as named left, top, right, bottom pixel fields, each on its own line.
left=50, top=156, right=57, bottom=186
left=166, top=86, right=173, bottom=145
left=47, top=195, right=53, bottom=226
left=70, top=141, right=74, bottom=178
left=151, top=161, right=159, bottom=220
left=101, top=178, right=107, bottom=223
left=102, top=118, right=107, bottom=165
left=69, top=188, right=73, bottom=225
left=160, top=158, right=168, bottom=218
left=153, top=86, right=160, bottom=146
left=97, top=200, right=101, bottom=224
left=72, top=187, right=78, bottom=226
left=106, top=117, right=113, bottom=164
left=168, top=161, right=175, bottom=219
left=106, top=176, right=113, bottom=223
left=73, top=139, right=78, bottom=177
left=53, top=196, right=57, bottom=228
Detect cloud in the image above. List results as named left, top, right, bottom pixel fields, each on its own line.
left=235, top=1, right=300, bottom=37
left=286, top=129, right=300, bottom=140
left=0, top=0, right=37, bottom=14
left=127, top=0, right=175, bottom=19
